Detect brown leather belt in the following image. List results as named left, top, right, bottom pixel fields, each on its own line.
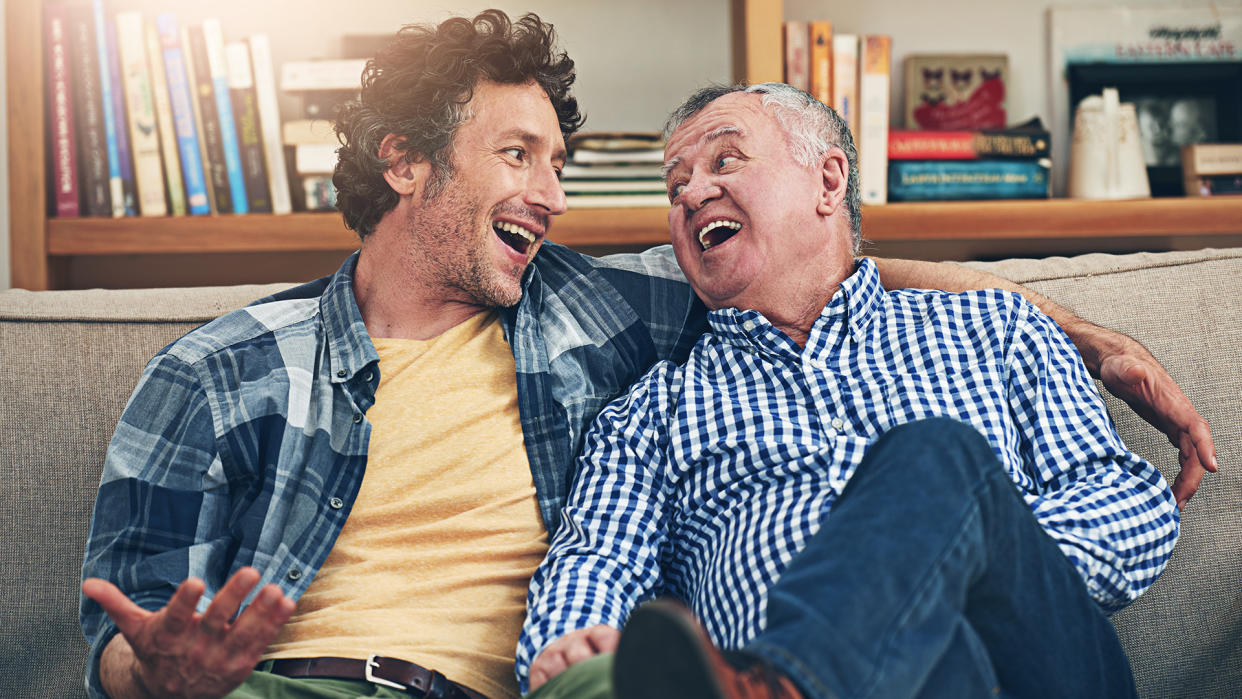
left=265, top=655, right=490, bottom=699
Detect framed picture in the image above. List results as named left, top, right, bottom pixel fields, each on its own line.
left=1066, top=61, right=1242, bottom=196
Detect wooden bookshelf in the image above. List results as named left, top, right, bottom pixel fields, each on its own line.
left=10, top=0, right=1242, bottom=290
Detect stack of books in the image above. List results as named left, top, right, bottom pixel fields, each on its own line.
left=885, top=118, right=1052, bottom=202
left=562, top=132, right=668, bottom=208
left=1182, top=144, right=1242, bottom=196
left=782, top=21, right=890, bottom=204
left=44, top=2, right=298, bottom=218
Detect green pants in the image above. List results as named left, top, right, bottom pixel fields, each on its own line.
left=228, top=653, right=614, bottom=699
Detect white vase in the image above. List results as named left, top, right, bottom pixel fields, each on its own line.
left=1068, top=88, right=1151, bottom=200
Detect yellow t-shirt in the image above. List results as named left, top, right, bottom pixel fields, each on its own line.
left=264, top=311, right=548, bottom=699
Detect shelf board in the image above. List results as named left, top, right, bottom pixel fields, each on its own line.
left=46, top=197, right=1242, bottom=256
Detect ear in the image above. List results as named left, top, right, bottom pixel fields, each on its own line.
left=379, top=133, right=432, bottom=197
left=815, top=147, right=849, bottom=217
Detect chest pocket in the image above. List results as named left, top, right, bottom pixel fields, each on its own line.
left=879, top=365, right=1007, bottom=434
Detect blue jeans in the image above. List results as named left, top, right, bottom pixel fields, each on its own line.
left=746, top=418, right=1136, bottom=699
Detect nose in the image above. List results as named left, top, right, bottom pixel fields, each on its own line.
left=526, top=163, right=568, bottom=216
left=678, top=170, right=722, bottom=212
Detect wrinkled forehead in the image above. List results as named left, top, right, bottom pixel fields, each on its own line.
left=664, top=93, right=770, bottom=168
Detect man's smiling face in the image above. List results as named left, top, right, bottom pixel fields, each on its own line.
left=663, top=92, right=837, bottom=313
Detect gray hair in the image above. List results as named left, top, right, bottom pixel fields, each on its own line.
left=664, top=82, right=862, bottom=252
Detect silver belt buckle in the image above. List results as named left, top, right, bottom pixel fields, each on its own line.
left=365, top=654, right=407, bottom=690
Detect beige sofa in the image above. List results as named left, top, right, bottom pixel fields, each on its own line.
left=1, top=247, right=1239, bottom=698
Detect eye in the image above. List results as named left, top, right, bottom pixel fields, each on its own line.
left=668, top=183, right=686, bottom=201
left=715, top=155, right=738, bottom=170
left=503, top=146, right=527, bottom=162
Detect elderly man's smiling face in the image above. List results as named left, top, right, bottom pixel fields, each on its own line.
left=663, top=92, right=846, bottom=315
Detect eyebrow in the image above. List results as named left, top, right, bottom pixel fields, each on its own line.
left=662, top=125, right=744, bottom=180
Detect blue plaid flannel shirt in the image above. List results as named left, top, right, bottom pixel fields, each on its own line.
left=79, top=242, right=705, bottom=698
left=517, top=258, right=1179, bottom=689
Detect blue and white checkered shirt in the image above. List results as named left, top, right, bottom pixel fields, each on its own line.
left=80, top=243, right=706, bottom=698
left=517, top=258, right=1179, bottom=688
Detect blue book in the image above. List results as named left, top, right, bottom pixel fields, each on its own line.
left=203, top=19, right=248, bottom=214
left=156, top=14, right=210, bottom=215
left=887, top=159, right=1051, bottom=202
left=93, top=0, right=124, bottom=216
left=105, top=18, right=138, bottom=216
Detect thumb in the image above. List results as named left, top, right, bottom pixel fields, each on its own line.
left=82, top=578, right=150, bottom=640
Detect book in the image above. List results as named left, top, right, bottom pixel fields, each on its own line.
left=202, top=19, right=248, bottom=214
left=904, top=53, right=1008, bottom=130
left=281, top=58, right=365, bottom=119
left=560, top=179, right=667, bottom=195
left=156, top=14, right=210, bottom=215
left=301, top=174, right=338, bottom=211
left=561, top=163, right=664, bottom=180
left=565, top=193, right=671, bottom=208
left=857, top=35, right=891, bottom=205
left=1182, top=144, right=1242, bottom=195
left=186, top=24, right=229, bottom=213
left=105, top=18, right=138, bottom=216
left=887, top=159, right=1051, bottom=201
left=44, top=1, right=79, bottom=218
left=292, top=143, right=337, bottom=175
left=144, top=21, right=186, bottom=216
left=571, top=149, right=665, bottom=165
left=831, top=34, right=859, bottom=141
left=1184, top=173, right=1242, bottom=196
left=225, top=41, right=272, bottom=213
left=782, top=21, right=809, bottom=92
left=888, top=118, right=1051, bottom=160
left=248, top=34, right=292, bottom=214
left=808, top=21, right=833, bottom=106
left=116, top=12, right=167, bottom=217
left=92, top=0, right=124, bottom=216
left=281, top=118, right=338, bottom=146
left=67, top=3, right=111, bottom=217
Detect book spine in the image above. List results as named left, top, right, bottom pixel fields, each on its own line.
left=1184, top=174, right=1242, bottom=196
left=157, top=14, right=210, bottom=215
left=888, top=129, right=1051, bottom=160
left=782, top=21, right=809, bottom=92
left=808, top=21, right=833, bottom=106
left=858, top=35, right=891, bottom=205
left=203, top=19, right=248, bottom=214
left=225, top=41, right=272, bottom=213
left=186, top=24, right=230, bottom=213
left=301, top=175, right=338, bottom=211
left=248, top=34, right=293, bottom=214
left=1182, top=144, right=1242, bottom=176
left=293, top=144, right=338, bottom=175
left=116, top=12, right=168, bottom=217
left=45, top=2, right=80, bottom=218
left=68, top=3, right=111, bottom=216
left=887, top=159, right=1050, bottom=201
left=831, top=34, right=859, bottom=141
left=145, top=22, right=186, bottom=216
left=105, top=19, right=138, bottom=216
left=93, top=0, right=124, bottom=216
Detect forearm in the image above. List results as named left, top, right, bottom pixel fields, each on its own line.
left=99, top=635, right=151, bottom=699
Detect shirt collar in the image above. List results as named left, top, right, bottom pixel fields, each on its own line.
left=706, top=257, right=884, bottom=349
left=320, top=252, right=380, bottom=384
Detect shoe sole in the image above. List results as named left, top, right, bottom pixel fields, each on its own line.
left=613, top=600, right=730, bottom=699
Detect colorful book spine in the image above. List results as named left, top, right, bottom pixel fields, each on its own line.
left=831, top=34, right=859, bottom=142
left=157, top=14, right=209, bottom=215
left=116, top=12, right=167, bottom=217
left=202, top=19, right=248, bottom=214
left=67, top=3, right=111, bottom=216
left=225, top=41, right=272, bottom=213
left=808, top=21, right=833, bottom=107
left=782, top=21, right=809, bottom=92
left=186, top=24, right=230, bottom=213
left=1184, top=174, right=1242, bottom=196
left=857, top=35, right=891, bottom=205
left=44, top=1, right=79, bottom=218
left=105, top=19, right=138, bottom=216
left=93, top=0, right=124, bottom=216
left=145, top=22, right=186, bottom=216
left=887, top=159, right=1050, bottom=202
left=248, top=34, right=292, bottom=214
left=888, top=128, right=1051, bottom=160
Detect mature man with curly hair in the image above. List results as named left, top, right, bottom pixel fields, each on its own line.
left=78, top=9, right=1213, bottom=699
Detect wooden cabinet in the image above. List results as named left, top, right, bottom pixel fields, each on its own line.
left=9, top=0, right=1242, bottom=289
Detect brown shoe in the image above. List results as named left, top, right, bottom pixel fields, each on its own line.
left=613, top=599, right=804, bottom=699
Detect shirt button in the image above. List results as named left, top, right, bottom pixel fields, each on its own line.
left=287, top=569, right=302, bottom=581
left=336, top=369, right=346, bottom=378
left=352, top=413, right=363, bottom=424
left=329, top=497, right=344, bottom=510
left=831, top=417, right=845, bottom=430
left=742, top=320, right=755, bottom=331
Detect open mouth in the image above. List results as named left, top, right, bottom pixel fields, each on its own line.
left=696, top=219, right=741, bottom=251
left=493, top=220, right=537, bottom=255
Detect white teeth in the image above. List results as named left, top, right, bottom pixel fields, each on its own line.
left=696, top=220, right=741, bottom=250
left=496, top=221, right=536, bottom=242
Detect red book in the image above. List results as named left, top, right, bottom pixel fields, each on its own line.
left=44, top=1, right=79, bottom=217
left=888, top=120, right=1050, bottom=161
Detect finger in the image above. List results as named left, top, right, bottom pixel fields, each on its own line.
left=82, top=578, right=151, bottom=639
left=1185, top=419, right=1218, bottom=473
left=160, top=577, right=207, bottom=636
left=201, top=567, right=262, bottom=632
left=531, top=650, right=568, bottom=689
left=1172, top=464, right=1205, bottom=511
left=226, top=584, right=295, bottom=655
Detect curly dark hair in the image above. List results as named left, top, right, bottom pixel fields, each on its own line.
left=333, top=10, right=583, bottom=240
